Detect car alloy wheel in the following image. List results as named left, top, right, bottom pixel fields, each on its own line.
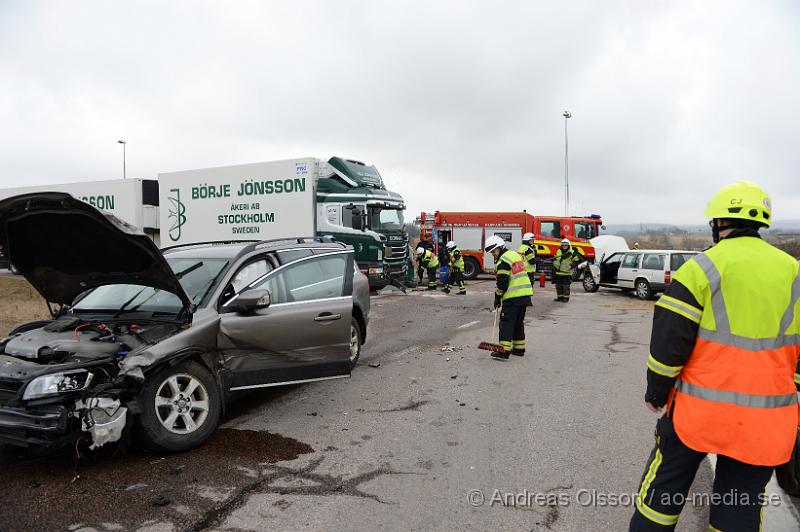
left=154, top=373, right=210, bottom=435
left=635, top=279, right=651, bottom=300
left=583, top=274, right=597, bottom=292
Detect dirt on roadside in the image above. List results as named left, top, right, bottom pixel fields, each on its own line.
left=0, top=276, right=49, bottom=336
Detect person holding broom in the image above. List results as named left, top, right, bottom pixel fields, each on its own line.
left=484, top=235, right=533, bottom=360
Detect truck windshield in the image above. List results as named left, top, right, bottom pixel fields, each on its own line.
left=574, top=222, right=597, bottom=239
left=369, top=207, right=405, bottom=231
left=72, top=258, right=229, bottom=314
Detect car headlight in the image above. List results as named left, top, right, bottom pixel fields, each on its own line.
left=23, top=370, right=94, bottom=400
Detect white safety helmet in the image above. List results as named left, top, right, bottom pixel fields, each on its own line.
left=415, top=247, right=425, bottom=256
left=522, top=232, right=535, bottom=241
left=446, top=240, right=457, bottom=250
left=561, top=238, right=571, bottom=246
left=484, top=235, right=506, bottom=253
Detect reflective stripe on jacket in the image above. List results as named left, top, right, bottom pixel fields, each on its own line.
left=449, top=248, right=465, bottom=270
left=517, top=244, right=537, bottom=274
left=553, top=248, right=578, bottom=276
left=496, top=250, right=534, bottom=301
left=668, top=237, right=800, bottom=466
left=419, top=249, right=439, bottom=268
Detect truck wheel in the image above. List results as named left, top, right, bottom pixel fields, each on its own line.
left=582, top=273, right=599, bottom=293
left=136, top=361, right=221, bottom=453
left=349, top=318, right=362, bottom=369
left=635, top=279, right=653, bottom=300
left=462, top=257, right=480, bottom=280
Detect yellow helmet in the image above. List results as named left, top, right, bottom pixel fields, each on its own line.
left=704, top=180, right=772, bottom=228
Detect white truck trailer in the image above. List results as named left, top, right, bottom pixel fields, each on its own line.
left=0, top=179, right=160, bottom=269
left=158, top=157, right=409, bottom=289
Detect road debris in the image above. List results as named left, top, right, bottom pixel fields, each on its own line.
left=151, top=495, right=171, bottom=506
left=368, top=362, right=381, bottom=368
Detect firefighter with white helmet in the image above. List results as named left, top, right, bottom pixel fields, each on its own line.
left=415, top=245, right=439, bottom=290
left=443, top=240, right=466, bottom=295
left=553, top=238, right=580, bottom=302
left=518, top=232, right=538, bottom=284
left=484, top=235, right=534, bottom=359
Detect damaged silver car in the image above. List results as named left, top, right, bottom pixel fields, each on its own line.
left=0, top=193, right=369, bottom=452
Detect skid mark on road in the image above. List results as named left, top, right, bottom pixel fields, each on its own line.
left=372, top=399, right=431, bottom=413
left=187, top=456, right=415, bottom=530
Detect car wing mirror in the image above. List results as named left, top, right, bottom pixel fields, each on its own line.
left=232, top=289, right=271, bottom=314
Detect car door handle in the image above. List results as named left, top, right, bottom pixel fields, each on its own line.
left=315, top=313, right=342, bottom=322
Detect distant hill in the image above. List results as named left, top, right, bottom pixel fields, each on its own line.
left=606, top=220, right=800, bottom=235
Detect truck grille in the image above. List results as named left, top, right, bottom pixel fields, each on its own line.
left=0, top=380, right=22, bottom=405
left=384, top=238, right=409, bottom=279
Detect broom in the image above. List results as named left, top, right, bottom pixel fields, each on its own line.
left=478, top=309, right=507, bottom=356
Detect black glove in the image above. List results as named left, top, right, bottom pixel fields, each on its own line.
left=494, top=295, right=501, bottom=309
left=645, top=371, right=675, bottom=408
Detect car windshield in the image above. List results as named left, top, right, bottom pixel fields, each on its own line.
left=368, top=207, right=405, bottom=231
left=72, top=258, right=229, bottom=314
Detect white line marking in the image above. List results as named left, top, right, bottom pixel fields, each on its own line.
left=458, top=320, right=481, bottom=329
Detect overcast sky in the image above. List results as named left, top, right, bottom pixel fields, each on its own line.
left=1, top=1, right=798, bottom=226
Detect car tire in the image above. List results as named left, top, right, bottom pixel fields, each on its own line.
left=136, top=360, right=221, bottom=453
left=462, top=257, right=480, bottom=280
left=582, top=273, right=599, bottom=293
left=635, top=279, right=653, bottom=300
left=349, top=318, right=363, bottom=369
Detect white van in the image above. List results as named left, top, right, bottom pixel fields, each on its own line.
left=582, top=249, right=698, bottom=300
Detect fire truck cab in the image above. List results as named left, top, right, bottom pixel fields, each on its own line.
left=417, top=211, right=603, bottom=279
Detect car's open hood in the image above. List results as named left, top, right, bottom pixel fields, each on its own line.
left=590, top=235, right=630, bottom=263
left=0, top=192, right=192, bottom=314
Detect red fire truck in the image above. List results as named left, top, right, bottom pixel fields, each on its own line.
left=417, top=211, right=604, bottom=279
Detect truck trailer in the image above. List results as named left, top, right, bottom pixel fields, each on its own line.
left=159, top=157, right=409, bottom=289
left=417, top=211, right=603, bottom=278
left=0, top=179, right=159, bottom=269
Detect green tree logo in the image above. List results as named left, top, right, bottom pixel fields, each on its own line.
left=168, top=188, right=187, bottom=242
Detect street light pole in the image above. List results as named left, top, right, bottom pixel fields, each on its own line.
left=562, top=111, right=571, bottom=216
left=117, top=139, right=126, bottom=179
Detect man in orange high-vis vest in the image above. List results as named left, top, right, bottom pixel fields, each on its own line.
left=630, top=181, right=800, bottom=531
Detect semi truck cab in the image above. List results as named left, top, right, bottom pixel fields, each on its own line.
left=316, top=158, right=408, bottom=290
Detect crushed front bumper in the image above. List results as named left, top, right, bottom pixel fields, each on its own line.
left=0, top=404, right=73, bottom=448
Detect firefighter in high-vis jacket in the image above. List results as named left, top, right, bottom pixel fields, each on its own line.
left=415, top=246, right=439, bottom=290
left=518, top=232, right=538, bottom=285
left=443, top=241, right=466, bottom=295
left=552, top=238, right=579, bottom=302
left=485, top=235, right=534, bottom=360
left=630, top=181, right=800, bottom=532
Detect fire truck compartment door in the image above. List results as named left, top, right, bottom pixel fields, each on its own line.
left=483, top=226, right=521, bottom=272
left=452, top=227, right=482, bottom=251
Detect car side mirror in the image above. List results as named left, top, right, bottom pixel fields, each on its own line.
left=232, top=289, right=271, bottom=314
left=351, top=209, right=364, bottom=231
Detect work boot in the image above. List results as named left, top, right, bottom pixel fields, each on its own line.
left=457, top=291, right=466, bottom=295
left=426, top=285, right=437, bottom=291
left=554, top=297, right=561, bottom=302
left=491, top=350, right=510, bottom=360
left=442, top=287, right=451, bottom=294
left=511, top=349, right=525, bottom=357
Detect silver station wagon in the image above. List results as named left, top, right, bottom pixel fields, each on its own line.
left=0, top=193, right=369, bottom=453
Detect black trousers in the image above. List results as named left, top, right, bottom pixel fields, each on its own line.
left=555, top=274, right=571, bottom=301
left=630, top=415, right=773, bottom=531
left=446, top=268, right=466, bottom=293
left=498, top=301, right=527, bottom=353
left=426, top=266, right=437, bottom=288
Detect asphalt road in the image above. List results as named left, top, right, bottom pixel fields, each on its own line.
left=1, top=278, right=799, bottom=531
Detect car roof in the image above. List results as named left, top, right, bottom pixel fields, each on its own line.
left=162, top=238, right=350, bottom=261
left=617, top=249, right=698, bottom=254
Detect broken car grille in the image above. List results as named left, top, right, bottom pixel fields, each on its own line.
left=0, top=380, right=22, bottom=405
